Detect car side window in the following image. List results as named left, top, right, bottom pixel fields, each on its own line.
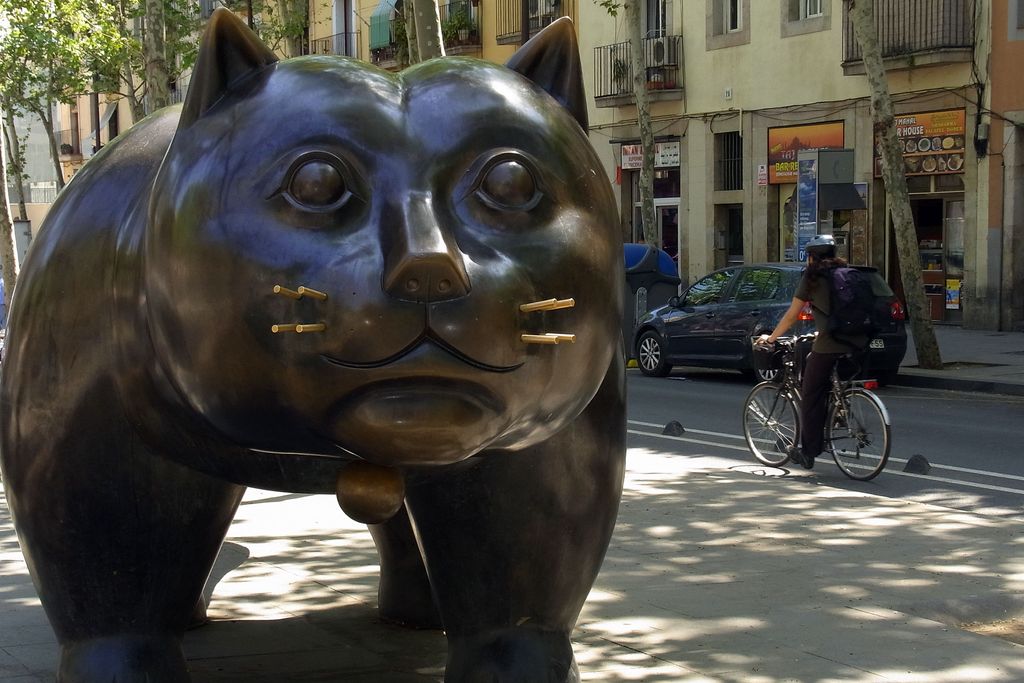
left=730, top=269, right=781, bottom=303
left=683, top=270, right=734, bottom=306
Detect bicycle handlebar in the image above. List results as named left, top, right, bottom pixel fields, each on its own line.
left=752, top=333, right=816, bottom=350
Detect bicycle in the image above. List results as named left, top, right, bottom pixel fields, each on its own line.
left=741, top=334, right=892, bottom=480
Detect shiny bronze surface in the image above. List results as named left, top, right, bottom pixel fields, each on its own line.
left=0, top=8, right=624, bottom=682
left=335, top=462, right=406, bottom=524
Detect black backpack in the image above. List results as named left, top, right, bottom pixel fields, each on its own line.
left=824, top=267, right=879, bottom=346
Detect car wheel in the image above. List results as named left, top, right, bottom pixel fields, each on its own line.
left=637, top=331, right=672, bottom=377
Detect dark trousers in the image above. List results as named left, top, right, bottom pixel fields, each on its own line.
left=800, top=351, right=842, bottom=457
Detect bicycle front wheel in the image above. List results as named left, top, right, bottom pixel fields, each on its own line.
left=827, top=389, right=890, bottom=480
left=743, top=382, right=801, bottom=467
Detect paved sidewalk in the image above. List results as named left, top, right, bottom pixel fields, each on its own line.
left=895, top=325, right=1024, bottom=395
left=3, top=448, right=1023, bottom=682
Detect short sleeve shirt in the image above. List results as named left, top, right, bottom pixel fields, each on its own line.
left=794, top=271, right=864, bottom=354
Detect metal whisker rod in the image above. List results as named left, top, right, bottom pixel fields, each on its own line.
left=272, top=322, right=327, bottom=334
left=521, top=333, right=576, bottom=345
left=519, top=298, right=575, bottom=313
left=273, top=285, right=329, bottom=301
left=297, top=286, right=328, bottom=301
left=273, top=285, right=301, bottom=300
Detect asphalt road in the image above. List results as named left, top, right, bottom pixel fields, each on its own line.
left=627, top=367, right=1024, bottom=520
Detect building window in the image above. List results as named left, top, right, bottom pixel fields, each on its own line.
left=70, top=111, right=80, bottom=154
left=726, top=0, right=741, bottom=33
left=782, top=0, right=830, bottom=36
left=108, top=110, right=119, bottom=141
left=801, top=0, right=821, bottom=19
left=786, top=0, right=822, bottom=20
left=715, top=132, right=743, bottom=191
left=647, top=0, right=668, bottom=38
left=712, top=0, right=743, bottom=35
left=707, top=0, right=750, bottom=48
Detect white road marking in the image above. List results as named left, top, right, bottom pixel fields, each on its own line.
left=627, top=420, right=1024, bottom=496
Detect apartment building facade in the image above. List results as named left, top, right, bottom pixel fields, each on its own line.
left=578, top=0, right=1022, bottom=330
left=22, top=0, right=1019, bottom=329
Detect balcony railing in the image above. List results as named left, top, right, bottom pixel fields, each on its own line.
left=593, top=35, right=683, bottom=100
left=439, top=2, right=481, bottom=51
left=842, top=0, right=974, bottom=66
left=495, top=0, right=575, bottom=45
left=309, top=31, right=360, bottom=57
left=371, top=34, right=400, bottom=67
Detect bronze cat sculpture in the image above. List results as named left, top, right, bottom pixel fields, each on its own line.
left=0, top=9, right=624, bottom=682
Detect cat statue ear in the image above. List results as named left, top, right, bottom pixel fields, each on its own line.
left=505, top=18, right=588, bottom=131
left=179, top=8, right=279, bottom=127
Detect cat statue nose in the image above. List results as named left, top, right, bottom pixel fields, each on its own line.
left=384, top=192, right=470, bottom=303
left=385, top=259, right=469, bottom=303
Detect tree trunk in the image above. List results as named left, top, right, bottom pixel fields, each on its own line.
left=32, top=104, right=65, bottom=192
left=849, top=0, right=942, bottom=370
left=412, top=0, right=444, bottom=59
left=2, top=107, right=28, bottom=221
left=404, top=1, right=420, bottom=65
left=626, top=0, right=656, bottom=249
left=122, top=65, right=145, bottom=124
left=143, top=0, right=171, bottom=112
left=0, top=102, right=20, bottom=317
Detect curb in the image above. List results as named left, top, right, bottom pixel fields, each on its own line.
left=891, top=371, right=1024, bottom=397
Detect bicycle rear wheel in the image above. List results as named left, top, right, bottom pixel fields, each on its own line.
left=827, top=389, right=890, bottom=480
left=742, top=382, right=800, bottom=467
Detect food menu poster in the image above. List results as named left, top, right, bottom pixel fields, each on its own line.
left=874, top=108, right=966, bottom=177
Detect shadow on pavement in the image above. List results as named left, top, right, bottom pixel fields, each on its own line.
left=2, top=448, right=1024, bottom=681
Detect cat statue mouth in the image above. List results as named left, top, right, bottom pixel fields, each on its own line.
left=324, top=376, right=508, bottom=466
left=321, top=331, right=523, bottom=373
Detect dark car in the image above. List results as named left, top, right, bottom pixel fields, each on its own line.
left=632, top=263, right=907, bottom=384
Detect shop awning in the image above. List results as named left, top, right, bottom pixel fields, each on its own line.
left=369, top=0, right=397, bottom=49
left=818, top=183, right=866, bottom=211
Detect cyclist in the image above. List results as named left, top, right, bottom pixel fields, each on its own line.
left=757, top=234, right=865, bottom=468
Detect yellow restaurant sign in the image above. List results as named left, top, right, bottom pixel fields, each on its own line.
left=874, top=108, right=966, bottom=176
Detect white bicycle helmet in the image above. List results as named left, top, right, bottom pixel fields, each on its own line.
left=805, top=234, right=836, bottom=258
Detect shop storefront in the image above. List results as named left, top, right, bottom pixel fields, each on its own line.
left=767, top=121, right=866, bottom=261
left=621, top=141, right=681, bottom=262
left=876, top=108, right=966, bottom=323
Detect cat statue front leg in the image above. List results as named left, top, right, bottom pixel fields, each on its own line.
left=1, top=381, right=244, bottom=682
left=405, top=357, right=625, bottom=682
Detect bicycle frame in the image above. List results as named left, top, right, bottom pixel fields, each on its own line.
left=827, top=372, right=892, bottom=427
